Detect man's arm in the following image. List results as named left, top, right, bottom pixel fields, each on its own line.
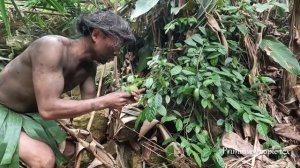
left=31, top=37, right=131, bottom=120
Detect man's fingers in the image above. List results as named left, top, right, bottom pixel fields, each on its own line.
left=131, top=92, right=138, bottom=97
left=120, top=92, right=132, bottom=98
left=133, top=88, right=145, bottom=94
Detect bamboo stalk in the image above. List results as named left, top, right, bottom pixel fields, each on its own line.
left=75, top=64, right=107, bottom=168
left=86, top=64, right=107, bottom=131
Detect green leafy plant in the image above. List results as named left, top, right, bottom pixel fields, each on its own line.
left=129, top=0, right=291, bottom=166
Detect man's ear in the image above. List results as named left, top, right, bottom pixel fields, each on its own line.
left=91, top=29, right=102, bottom=43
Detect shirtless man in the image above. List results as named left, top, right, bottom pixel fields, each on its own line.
left=0, top=11, right=138, bottom=168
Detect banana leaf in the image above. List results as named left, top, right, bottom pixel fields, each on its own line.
left=0, top=0, right=11, bottom=36
left=0, top=105, right=67, bottom=167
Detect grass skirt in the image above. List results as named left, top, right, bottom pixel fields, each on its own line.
left=0, top=104, right=67, bottom=167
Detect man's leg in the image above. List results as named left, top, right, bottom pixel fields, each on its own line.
left=19, top=132, right=55, bottom=168
left=62, top=139, right=75, bottom=158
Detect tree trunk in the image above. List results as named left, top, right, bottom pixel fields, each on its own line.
left=281, top=0, right=300, bottom=102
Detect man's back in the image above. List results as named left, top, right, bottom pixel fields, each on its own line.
left=0, top=35, right=93, bottom=113
left=0, top=40, right=37, bottom=112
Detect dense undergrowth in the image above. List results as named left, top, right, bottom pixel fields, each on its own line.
left=1, top=0, right=300, bottom=167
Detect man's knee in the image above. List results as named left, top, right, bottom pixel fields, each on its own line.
left=19, top=132, right=56, bottom=168
left=28, top=151, right=55, bottom=168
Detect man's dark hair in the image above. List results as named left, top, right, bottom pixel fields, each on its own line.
left=76, top=10, right=136, bottom=45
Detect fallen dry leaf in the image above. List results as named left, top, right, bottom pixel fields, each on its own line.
left=206, top=13, right=228, bottom=55
left=59, top=121, right=118, bottom=168
left=138, top=119, right=159, bottom=140
left=87, top=158, right=103, bottom=168
left=221, top=132, right=254, bottom=156
left=274, top=124, right=300, bottom=141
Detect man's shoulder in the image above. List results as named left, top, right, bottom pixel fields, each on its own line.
left=28, top=35, right=71, bottom=57
left=33, top=35, right=70, bottom=47
left=28, top=35, right=70, bottom=63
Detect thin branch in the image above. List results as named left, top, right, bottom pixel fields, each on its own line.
left=23, top=10, right=70, bottom=16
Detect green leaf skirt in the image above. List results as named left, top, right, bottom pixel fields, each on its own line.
left=0, top=104, right=68, bottom=167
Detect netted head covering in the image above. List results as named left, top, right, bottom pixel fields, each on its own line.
left=77, top=10, right=136, bottom=45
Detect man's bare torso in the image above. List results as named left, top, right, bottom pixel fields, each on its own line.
left=0, top=35, right=96, bottom=113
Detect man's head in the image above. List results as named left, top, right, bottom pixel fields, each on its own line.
left=77, top=11, right=135, bottom=63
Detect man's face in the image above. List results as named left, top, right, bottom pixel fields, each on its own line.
left=91, top=29, right=122, bottom=64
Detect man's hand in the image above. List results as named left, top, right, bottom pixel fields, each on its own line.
left=130, top=88, right=145, bottom=101
left=102, top=92, right=132, bottom=109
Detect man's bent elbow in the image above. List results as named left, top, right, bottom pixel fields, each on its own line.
left=39, top=110, right=55, bottom=120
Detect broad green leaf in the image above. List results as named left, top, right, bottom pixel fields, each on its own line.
left=191, top=144, right=203, bottom=154
left=171, top=65, right=182, bottom=76
left=145, top=78, right=154, bottom=88
left=217, top=119, right=224, bottom=126
left=127, top=75, right=134, bottom=83
left=186, top=123, right=196, bottom=133
left=166, top=145, right=176, bottom=161
left=161, top=115, right=177, bottom=123
left=172, top=110, right=182, bottom=117
left=256, top=117, right=274, bottom=125
left=201, top=99, right=208, bottom=109
left=268, top=138, right=282, bottom=149
left=271, top=2, right=288, bottom=10
left=259, top=76, right=275, bottom=84
left=191, top=34, right=204, bottom=45
left=144, top=107, right=155, bottom=121
left=201, top=146, right=211, bottom=162
left=203, top=79, right=214, bottom=86
left=195, top=126, right=201, bottom=133
left=182, top=69, right=195, bottom=75
left=185, top=38, right=197, bottom=47
left=257, top=122, right=268, bottom=137
left=253, top=3, right=273, bottom=13
left=260, top=36, right=300, bottom=75
left=191, top=150, right=202, bottom=167
left=225, top=97, right=242, bottom=112
left=131, top=0, right=159, bottom=19
left=243, top=113, right=250, bottom=123
left=232, top=70, right=244, bottom=81
left=157, top=105, right=167, bottom=116
left=175, top=119, right=183, bottom=131
left=196, top=134, right=206, bottom=144
left=154, top=93, right=163, bottom=107
left=165, top=95, right=170, bottom=104
left=135, top=111, right=146, bottom=129
left=213, top=152, right=225, bottom=168
left=225, top=122, right=233, bottom=132
left=237, top=24, right=248, bottom=35
left=210, top=58, right=219, bottom=66
left=180, top=136, right=190, bottom=148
